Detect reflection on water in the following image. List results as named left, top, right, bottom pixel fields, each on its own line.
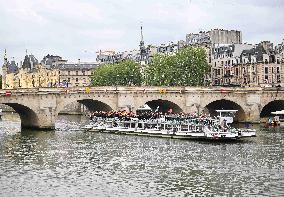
left=0, top=113, right=284, bottom=196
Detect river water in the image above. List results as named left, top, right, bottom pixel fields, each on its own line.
left=0, top=113, right=283, bottom=197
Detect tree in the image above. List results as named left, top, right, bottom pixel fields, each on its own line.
left=92, top=60, right=142, bottom=86
left=144, top=47, right=211, bottom=86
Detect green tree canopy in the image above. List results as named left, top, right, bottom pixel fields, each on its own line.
left=92, top=60, right=142, bottom=86
left=144, top=47, right=211, bottom=86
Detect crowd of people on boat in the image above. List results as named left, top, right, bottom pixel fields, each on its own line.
left=89, top=110, right=216, bottom=124
left=87, top=110, right=234, bottom=134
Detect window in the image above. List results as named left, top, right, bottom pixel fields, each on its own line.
left=265, top=67, right=268, bottom=74
left=68, top=71, right=70, bottom=75
left=76, top=78, right=78, bottom=82
left=277, top=67, right=280, bottom=73
left=82, top=70, right=85, bottom=75
left=68, top=78, right=70, bottom=82
left=76, top=71, right=78, bottom=75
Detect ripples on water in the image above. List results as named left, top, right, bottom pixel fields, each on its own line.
left=0, top=113, right=284, bottom=196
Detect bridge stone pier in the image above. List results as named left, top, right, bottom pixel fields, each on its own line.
left=0, top=86, right=284, bottom=130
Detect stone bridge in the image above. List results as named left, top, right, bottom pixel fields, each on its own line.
left=0, top=86, right=284, bottom=129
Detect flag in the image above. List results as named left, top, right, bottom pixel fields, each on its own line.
left=155, top=106, right=160, bottom=112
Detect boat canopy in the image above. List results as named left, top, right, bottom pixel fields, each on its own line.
left=216, top=110, right=238, bottom=113
left=271, top=110, right=284, bottom=115
left=137, top=104, right=152, bottom=111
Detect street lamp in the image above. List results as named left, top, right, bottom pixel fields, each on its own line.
left=116, top=74, right=119, bottom=93
left=129, top=74, right=134, bottom=86
left=116, top=74, right=120, bottom=86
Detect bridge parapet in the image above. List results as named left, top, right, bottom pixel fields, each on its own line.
left=2, top=86, right=282, bottom=95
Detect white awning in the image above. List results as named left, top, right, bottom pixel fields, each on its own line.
left=271, top=110, right=284, bottom=115
left=216, top=110, right=238, bottom=113
left=137, top=104, right=152, bottom=111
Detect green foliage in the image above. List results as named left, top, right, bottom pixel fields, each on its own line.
left=92, top=60, right=142, bottom=86
left=144, top=47, right=211, bottom=86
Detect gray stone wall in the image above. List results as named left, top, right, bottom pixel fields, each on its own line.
left=58, top=102, right=85, bottom=115
left=0, top=104, right=15, bottom=112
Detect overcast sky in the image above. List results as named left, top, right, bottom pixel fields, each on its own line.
left=0, top=0, right=284, bottom=68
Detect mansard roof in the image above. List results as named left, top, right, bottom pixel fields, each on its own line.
left=7, top=60, right=19, bottom=74
left=56, top=63, right=99, bottom=70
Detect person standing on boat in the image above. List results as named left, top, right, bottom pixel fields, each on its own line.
left=220, top=119, right=228, bottom=131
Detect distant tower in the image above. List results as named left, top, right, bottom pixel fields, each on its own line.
left=139, top=24, right=147, bottom=63
left=2, top=49, right=8, bottom=89
left=22, top=49, right=31, bottom=70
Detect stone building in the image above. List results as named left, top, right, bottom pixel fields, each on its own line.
left=275, top=39, right=284, bottom=62
left=41, top=54, right=67, bottom=68
left=56, top=61, right=99, bottom=87
left=2, top=51, right=60, bottom=89
left=4, top=64, right=59, bottom=89
left=186, top=29, right=242, bottom=46
left=96, top=50, right=121, bottom=64
left=211, top=41, right=284, bottom=87
left=233, top=42, right=283, bottom=87
left=211, top=43, right=254, bottom=85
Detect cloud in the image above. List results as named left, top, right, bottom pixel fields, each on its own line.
left=0, top=0, right=283, bottom=68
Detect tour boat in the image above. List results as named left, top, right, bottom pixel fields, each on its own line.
left=83, top=111, right=257, bottom=141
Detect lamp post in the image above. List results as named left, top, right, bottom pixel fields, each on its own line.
left=130, top=74, right=134, bottom=86
left=116, top=74, right=119, bottom=93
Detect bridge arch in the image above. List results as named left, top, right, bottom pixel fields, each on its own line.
left=77, top=99, right=113, bottom=112
left=202, top=99, right=246, bottom=122
left=139, top=99, right=183, bottom=113
left=56, top=95, right=115, bottom=115
left=2, top=103, right=40, bottom=129
left=260, top=99, right=284, bottom=118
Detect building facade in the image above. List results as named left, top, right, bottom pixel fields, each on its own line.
left=186, top=29, right=242, bottom=46
left=4, top=64, right=59, bottom=89
left=211, top=41, right=284, bottom=87
left=56, top=61, right=98, bottom=87
left=211, top=43, right=254, bottom=85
